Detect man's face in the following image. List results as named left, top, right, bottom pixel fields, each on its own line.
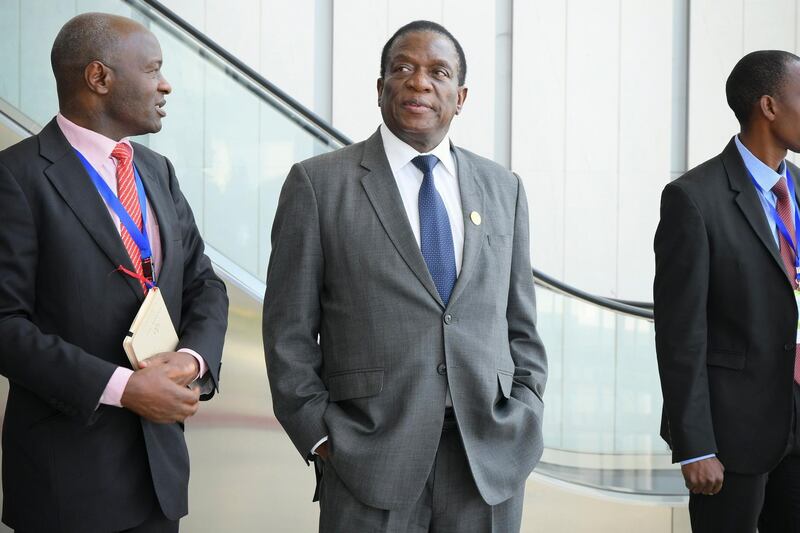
left=105, top=28, right=172, bottom=138
left=377, top=30, right=467, bottom=153
left=772, top=61, right=800, bottom=154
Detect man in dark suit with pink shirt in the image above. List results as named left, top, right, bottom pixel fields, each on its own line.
left=0, top=12, right=227, bottom=532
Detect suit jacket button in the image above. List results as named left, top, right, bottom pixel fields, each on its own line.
left=437, top=363, right=447, bottom=375
left=786, top=343, right=795, bottom=351
left=443, top=314, right=453, bottom=324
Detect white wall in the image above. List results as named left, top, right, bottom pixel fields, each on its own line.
left=511, top=0, right=673, bottom=298
left=688, top=0, right=800, bottom=167
left=161, top=0, right=321, bottom=112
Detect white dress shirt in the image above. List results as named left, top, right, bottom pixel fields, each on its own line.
left=379, top=123, right=464, bottom=274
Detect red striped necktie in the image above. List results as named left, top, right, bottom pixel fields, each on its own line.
left=111, top=143, right=146, bottom=292
left=772, top=176, right=800, bottom=384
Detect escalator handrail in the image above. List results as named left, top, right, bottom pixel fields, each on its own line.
left=133, top=0, right=353, bottom=147
left=612, top=298, right=654, bottom=310
left=533, top=268, right=654, bottom=320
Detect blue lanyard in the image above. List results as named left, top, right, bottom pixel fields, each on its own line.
left=748, top=167, right=800, bottom=283
left=74, top=149, right=155, bottom=281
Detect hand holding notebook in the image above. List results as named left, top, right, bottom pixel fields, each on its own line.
left=122, top=288, right=179, bottom=369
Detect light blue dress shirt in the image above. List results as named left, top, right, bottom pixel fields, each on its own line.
left=734, top=135, right=793, bottom=247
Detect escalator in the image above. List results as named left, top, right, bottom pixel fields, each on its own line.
left=0, top=0, right=686, bottom=531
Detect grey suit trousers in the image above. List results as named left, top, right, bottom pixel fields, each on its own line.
left=318, top=417, right=525, bottom=533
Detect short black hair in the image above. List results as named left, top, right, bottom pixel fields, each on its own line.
left=380, top=20, right=467, bottom=86
left=726, top=50, right=800, bottom=126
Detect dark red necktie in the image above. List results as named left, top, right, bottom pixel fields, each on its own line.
left=772, top=177, right=800, bottom=384
left=111, top=143, right=146, bottom=292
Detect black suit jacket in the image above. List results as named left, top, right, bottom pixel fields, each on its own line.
left=0, top=119, right=228, bottom=532
left=654, top=137, right=797, bottom=474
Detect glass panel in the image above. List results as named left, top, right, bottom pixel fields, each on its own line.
left=146, top=24, right=206, bottom=220
left=201, top=64, right=261, bottom=276
left=537, top=284, right=667, bottom=457
left=18, top=0, right=74, bottom=126
left=536, top=289, right=564, bottom=449
left=615, top=316, right=668, bottom=454
left=0, top=0, right=21, bottom=108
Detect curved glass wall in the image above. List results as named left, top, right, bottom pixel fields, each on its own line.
left=533, top=283, right=684, bottom=499
left=538, top=284, right=664, bottom=455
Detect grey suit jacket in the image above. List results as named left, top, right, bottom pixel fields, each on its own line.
left=263, top=129, right=547, bottom=510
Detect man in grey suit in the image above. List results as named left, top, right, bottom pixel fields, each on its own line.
left=263, top=20, right=547, bottom=532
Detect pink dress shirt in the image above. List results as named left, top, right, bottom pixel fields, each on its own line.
left=56, top=114, right=207, bottom=407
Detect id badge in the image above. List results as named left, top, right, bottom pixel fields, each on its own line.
left=795, top=289, right=800, bottom=343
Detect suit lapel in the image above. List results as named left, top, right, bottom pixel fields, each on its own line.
left=39, top=120, right=144, bottom=301
left=447, top=145, right=485, bottom=308
left=359, top=130, right=444, bottom=306
left=723, top=138, right=787, bottom=280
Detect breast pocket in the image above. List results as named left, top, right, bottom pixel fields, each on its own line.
left=484, top=234, right=513, bottom=280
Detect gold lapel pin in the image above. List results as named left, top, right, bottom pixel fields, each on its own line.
left=470, top=211, right=482, bottom=226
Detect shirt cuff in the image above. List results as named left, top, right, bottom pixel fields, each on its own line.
left=311, top=436, right=329, bottom=455
left=99, top=367, right=135, bottom=408
left=178, top=348, right=207, bottom=380
left=680, top=454, right=716, bottom=465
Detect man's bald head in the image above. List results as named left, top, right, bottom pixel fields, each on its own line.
left=49, top=12, right=171, bottom=140
left=50, top=12, right=146, bottom=105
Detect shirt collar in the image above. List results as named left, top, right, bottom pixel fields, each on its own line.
left=380, top=123, right=456, bottom=178
left=734, top=134, right=786, bottom=193
left=56, top=113, right=133, bottom=170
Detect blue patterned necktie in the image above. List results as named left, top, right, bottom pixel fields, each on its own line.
left=413, top=154, right=457, bottom=305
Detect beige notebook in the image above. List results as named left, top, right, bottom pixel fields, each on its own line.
left=123, top=288, right=179, bottom=369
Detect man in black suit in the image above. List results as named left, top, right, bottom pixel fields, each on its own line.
left=655, top=50, right=800, bottom=532
left=0, top=13, right=228, bottom=532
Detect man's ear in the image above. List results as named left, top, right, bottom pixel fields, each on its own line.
left=377, top=77, right=384, bottom=107
left=759, top=94, right=777, bottom=122
left=455, top=86, right=468, bottom=115
left=84, top=61, right=112, bottom=96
